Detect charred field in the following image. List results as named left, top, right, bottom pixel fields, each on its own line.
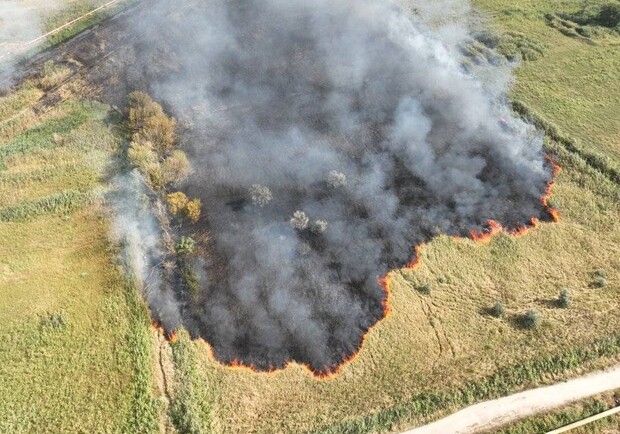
left=0, top=0, right=619, bottom=433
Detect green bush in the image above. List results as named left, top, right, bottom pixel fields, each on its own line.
left=593, top=277, right=608, bottom=289
left=521, top=309, right=542, bottom=330
left=490, top=302, right=506, bottom=318
left=176, top=237, right=196, bottom=256
left=183, top=263, right=201, bottom=294
left=417, top=284, right=432, bottom=295
left=558, top=289, right=570, bottom=309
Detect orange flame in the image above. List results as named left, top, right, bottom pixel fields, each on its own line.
left=151, top=156, right=561, bottom=380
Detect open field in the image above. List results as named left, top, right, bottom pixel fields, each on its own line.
left=0, top=77, right=160, bottom=433
left=0, top=0, right=618, bottom=433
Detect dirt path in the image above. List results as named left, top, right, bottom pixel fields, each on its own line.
left=403, top=365, right=620, bottom=434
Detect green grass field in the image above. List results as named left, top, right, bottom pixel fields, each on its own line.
left=0, top=0, right=619, bottom=433
left=0, top=82, right=160, bottom=433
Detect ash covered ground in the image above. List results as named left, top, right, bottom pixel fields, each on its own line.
left=3, top=0, right=556, bottom=374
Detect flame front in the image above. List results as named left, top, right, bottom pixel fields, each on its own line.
left=151, top=157, right=561, bottom=379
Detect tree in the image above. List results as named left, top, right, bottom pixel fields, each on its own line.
left=166, top=192, right=189, bottom=215
left=249, top=184, right=273, bottom=207
left=185, top=199, right=202, bottom=223
left=558, top=289, right=570, bottom=308
left=327, top=170, right=347, bottom=189
left=311, top=219, right=328, bottom=234
left=521, top=309, right=542, bottom=329
left=128, top=91, right=162, bottom=131
left=127, top=138, right=157, bottom=172
left=290, top=210, right=309, bottom=230
left=417, top=284, right=432, bottom=295
left=137, top=112, right=176, bottom=155
left=489, top=301, right=505, bottom=318
left=162, top=150, right=191, bottom=186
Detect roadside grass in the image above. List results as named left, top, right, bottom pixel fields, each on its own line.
left=487, top=390, right=620, bottom=434
left=0, top=89, right=159, bottom=433
left=163, top=1, right=620, bottom=433
left=42, top=0, right=141, bottom=48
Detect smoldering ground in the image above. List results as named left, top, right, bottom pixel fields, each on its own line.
left=118, top=0, right=554, bottom=373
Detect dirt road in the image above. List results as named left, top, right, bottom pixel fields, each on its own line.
left=404, top=365, right=620, bottom=434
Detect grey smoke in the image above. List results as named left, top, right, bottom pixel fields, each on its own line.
left=0, top=1, right=60, bottom=87
left=110, top=171, right=181, bottom=329
left=122, top=0, right=552, bottom=372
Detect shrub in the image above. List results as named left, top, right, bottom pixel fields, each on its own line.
left=183, top=264, right=201, bottom=294
left=40, top=311, right=68, bottom=331
left=327, top=170, right=347, bottom=189
left=176, top=237, right=195, bottom=256
left=127, top=138, right=157, bottom=172
left=437, top=275, right=447, bottom=284
left=595, top=3, right=620, bottom=29
left=166, top=192, right=189, bottom=215
left=311, top=219, right=328, bottom=234
left=290, top=210, right=309, bottom=230
left=521, top=309, right=542, bottom=330
left=185, top=199, right=202, bottom=223
left=417, top=284, right=432, bottom=295
left=593, top=277, right=607, bottom=289
left=249, top=184, right=273, bottom=207
left=162, top=150, right=191, bottom=186
left=489, top=302, right=506, bottom=318
left=593, top=269, right=607, bottom=278
left=128, top=91, right=163, bottom=131
left=138, top=112, right=176, bottom=155
left=558, top=289, right=570, bottom=308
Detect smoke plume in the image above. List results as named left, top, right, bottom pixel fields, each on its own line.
left=0, top=0, right=60, bottom=88
left=122, top=0, right=553, bottom=373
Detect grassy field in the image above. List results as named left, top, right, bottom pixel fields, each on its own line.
left=160, top=1, right=620, bottom=433
left=0, top=78, right=160, bottom=433
left=0, top=0, right=619, bottom=433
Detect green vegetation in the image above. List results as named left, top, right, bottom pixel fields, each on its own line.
left=176, top=236, right=196, bottom=256
left=43, top=0, right=142, bottom=48
left=558, top=288, right=571, bottom=308
left=417, top=283, right=433, bottom=295
left=520, top=309, right=542, bottom=330
left=0, top=82, right=160, bottom=432
left=490, top=301, right=506, bottom=318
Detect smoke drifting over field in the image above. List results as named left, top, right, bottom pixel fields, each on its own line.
left=0, top=1, right=58, bottom=87
left=129, top=0, right=553, bottom=373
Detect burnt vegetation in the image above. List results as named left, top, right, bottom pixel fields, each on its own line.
left=33, top=0, right=559, bottom=374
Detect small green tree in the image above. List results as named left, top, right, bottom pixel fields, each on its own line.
left=558, top=289, right=570, bottom=308
left=417, top=284, right=432, bottom=295
left=521, top=309, right=542, bottom=330
left=176, top=236, right=195, bottom=256
left=593, top=277, right=607, bottom=288
left=489, top=302, right=506, bottom=318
